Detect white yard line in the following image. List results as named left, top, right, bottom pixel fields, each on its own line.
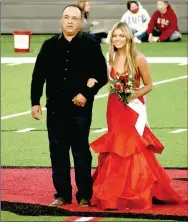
left=2, top=57, right=36, bottom=64
left=1, top=110, right=31, bottom=120
left=74, top=217, right=94, bottom=222
left=93, top=128, right=108, bottom=133
left=1, top=75, right=187, bottom=120
left=1, top=107, right=46, bottom=120
left=169, top=129, right=188, bottom=134
left=15, top=128, right=36, bottom=133
left=146, top=57, right=187, bottom=64
left=95, top=93, right=108, bottom=98
left=7, top=63, right=23, bottom=66
left=178, top=62, right=187, bottom=66
left=1, top=57, right=188, bottom=64
left=153, top=75, right=188, bottom=85
left=94, top=128, right=188, bottom=135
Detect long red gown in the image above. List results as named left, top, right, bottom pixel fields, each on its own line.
left=90, top=68, right=184, bottom=210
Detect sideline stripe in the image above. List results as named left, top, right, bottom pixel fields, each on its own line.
left=2, top=57, right=187, bottom=64
left=1, top=75, right=187, bottom=120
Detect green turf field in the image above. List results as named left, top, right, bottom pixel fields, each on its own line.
left=1, top=34, right=187, bottom=222
left=1, top=211, right=181, bottom=222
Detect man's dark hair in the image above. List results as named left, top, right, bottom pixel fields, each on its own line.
left=63, top=4, right=84, bottom=19
left=127, top=1, right=139, bottom=10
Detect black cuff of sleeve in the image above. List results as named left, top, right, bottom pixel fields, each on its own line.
left=31, top=99, right=40, bottom=107
left=80, top=87, right=95, bottom=100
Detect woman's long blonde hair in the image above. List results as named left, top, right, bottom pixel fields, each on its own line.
left=77, top=1, right=89, bottom=19
left=109, top=22, right=138, bottom=76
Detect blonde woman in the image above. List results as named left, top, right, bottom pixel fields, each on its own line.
left=88, top=22, right=184, bottom=210
left=77, top=1, right=97, bottom=32
left=77, top=0, right=108, bottom=43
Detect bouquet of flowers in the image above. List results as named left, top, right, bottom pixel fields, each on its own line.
left=110, top=72, right=135, bottom=104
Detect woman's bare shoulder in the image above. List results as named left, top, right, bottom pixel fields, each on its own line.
left=136, top=51, right=147, bottom=66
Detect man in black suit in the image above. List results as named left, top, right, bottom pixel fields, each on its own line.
left=30, top=5, right=107, bottom=207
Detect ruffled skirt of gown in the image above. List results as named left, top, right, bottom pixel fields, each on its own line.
left=90, top=94, right=184, bottom=210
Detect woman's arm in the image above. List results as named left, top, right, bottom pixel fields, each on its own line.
left=130, top=52, right=153, bottom=101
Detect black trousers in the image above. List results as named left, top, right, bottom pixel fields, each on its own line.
left=47, top=107, right=92, bottom=203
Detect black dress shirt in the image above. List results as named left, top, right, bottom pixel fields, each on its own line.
left=30, top=32, right=108, bottom=115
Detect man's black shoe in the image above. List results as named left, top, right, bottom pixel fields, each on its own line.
left=79, top=199, right=90, bottom=207
left=49, top=198, right=71, bottom=207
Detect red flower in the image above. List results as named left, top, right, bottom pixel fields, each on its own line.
left=123, top=75, right=128, bottom=82
left=119, top=76, right=125, bottom=81
left=114, top=83, right=122, bottom=92
left=123, top=84, right=130, bottom=90
left=118, top=74, right=128, bottom=84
